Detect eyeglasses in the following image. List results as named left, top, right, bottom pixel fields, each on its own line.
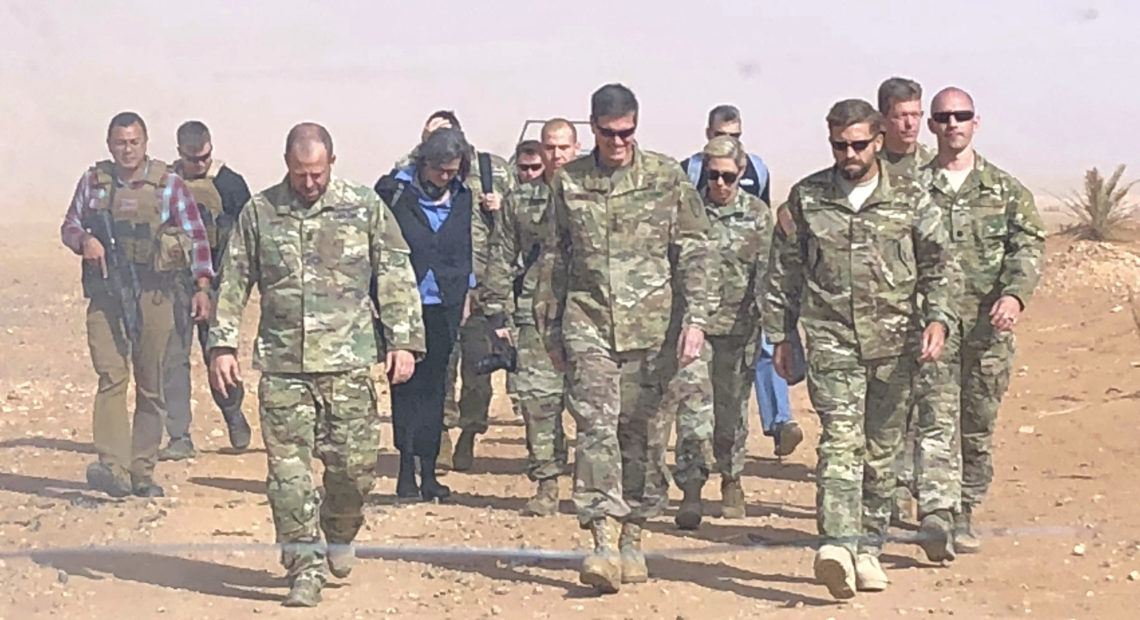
left=596, top=126, right=636, bottom=140
left=516, top=163, right=543, bottom=172
left=931, top=110, right=975, bottom=124
left=712, top=131, right=742, bottom=139
left=180, top=148, right=212, bottom=165
left=829, top=139, right=874, bottom=152
left=706, top=170, right=739, bottom=184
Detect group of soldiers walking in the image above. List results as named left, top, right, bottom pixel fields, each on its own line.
left=59, top=75, right=1042, bottom=606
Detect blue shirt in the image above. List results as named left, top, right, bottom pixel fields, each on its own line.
left=396, top=167, right=477, bottom=305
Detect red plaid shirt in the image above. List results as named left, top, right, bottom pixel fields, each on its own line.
left=60, top=159, right=214, bottom=280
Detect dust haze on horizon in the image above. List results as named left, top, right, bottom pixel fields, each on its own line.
left=1, top=0, right=1137, bottom=220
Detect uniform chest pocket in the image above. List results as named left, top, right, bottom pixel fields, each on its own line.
left=321, top=208, right=371, bottom=280
left=869, top=206, right=916, bottom=283
left=972, top=195, right=1008, bottom=240
left=801, top=206, right=848, bottom=292
left=615, top=188, right=670, bottom=244
left=563, top=192, right=606, bottom=252
left=258, top=224, right=299, bottom=287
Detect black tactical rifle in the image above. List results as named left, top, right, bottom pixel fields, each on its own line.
left=88, top=209, right=143, bottom=349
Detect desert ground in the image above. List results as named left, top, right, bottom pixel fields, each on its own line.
left=1, top=215, right=1139, bottom=619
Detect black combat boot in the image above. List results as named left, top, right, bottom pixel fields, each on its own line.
left=396, top=452, right=419, bottom=500
left=419, top=455, right=451, bottom=502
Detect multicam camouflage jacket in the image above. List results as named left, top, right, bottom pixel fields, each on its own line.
left=922, top=153, right=1045, bottom=342
left=534, top=146, right=713, bottom=354
left=878, top=142, right=936, bottom=180
left=762, top=167, right=954, bottom=366
left=483, top=178, right=550, bottom=329
left=702, top=189, right=775, bottom=338
left=208, top=176, right=425, bottom=372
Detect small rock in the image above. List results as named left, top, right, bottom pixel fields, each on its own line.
left=1073, top=544, right=1087, bottom=557
left=1128, top=570, right=1139, bottom=581
left=490, top=605, right=502, bottom=616
left=492, top=586, right=509, bottom=595
left=56, top=570, right=68, bottom=585
left=1018, top=425, right=1035, bottom=434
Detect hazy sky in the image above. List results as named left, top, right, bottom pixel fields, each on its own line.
left=2, top=0, right=1137, bottom=217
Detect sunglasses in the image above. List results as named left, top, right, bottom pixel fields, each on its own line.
left=516, top=163, right=543, bottom=172
left=829, top=139, right=874, bottom=152
left=180, top=149, right=212, bottom=165
left=597, top=126, right=636, bottom=140
left=931, top=110, right=975, bottom=124
left=713, top=130, right=742, bottom=139
left=707, top=170, right=739, bottom=184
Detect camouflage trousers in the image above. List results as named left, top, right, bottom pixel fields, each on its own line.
left=667, top=335, right=753, bottom=488
left=807, top=354, right=913, bottom=558
left=444, top=312, right=501, bottom=432
left=564, top=337, right=674, bottom=527
left=959, top=332, right=1015, bottom=508
left=908, top=327, right=963, bottom=516
left=259, top=368, right=380, bottom=578
left=162, top=287, right=244, bottom=444
left=506, top=324, right=568, bottom=481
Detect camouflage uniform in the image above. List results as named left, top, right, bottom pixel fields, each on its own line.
left=879, top=142, right=936, bottom=504
left=878, top=143, right=936, bottom=179
left=762, top=167, right=953, bottom=558
left=534, top=146, right=712, bottom=526
left=396, top=147, right=513, bottom=432
left=484, top=179, right=568, bottom=481
left=667, top=189, right=773, bottom=488
left=914, top=154, right=1044, bottom=514
left=209, top=177, right=424, bottom=582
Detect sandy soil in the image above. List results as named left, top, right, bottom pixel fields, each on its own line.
left=1, top=219, right=1139, bottom=619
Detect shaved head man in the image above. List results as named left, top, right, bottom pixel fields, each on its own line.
left=481, top=117, right=580, bottom=517
left=911, top=86, right=1045, bottom=558
left=540, top=118, right=581, bottom=176
left=209, top=122, right=424, bottom=607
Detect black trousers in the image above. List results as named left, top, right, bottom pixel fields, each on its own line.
left=391, top=303, right=463, bottom=457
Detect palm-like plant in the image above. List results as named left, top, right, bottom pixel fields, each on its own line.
left=1062, top=164, right=1138, bottom=241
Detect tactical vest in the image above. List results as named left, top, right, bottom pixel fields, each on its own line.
left=89, top=159, right=169, bottom=267
left=177, top=160, right=225, bottom=250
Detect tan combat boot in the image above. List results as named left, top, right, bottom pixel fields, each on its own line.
left=720, top=477, right=745, bottom=519
left=954, top=504, right=981, bottom=554
left=580, top=517, right=622, bottom=593
left=521, top=478, right=559, bottom=516
left=855, top=553, right=888, bottom=592
left=918, top=510, right=956, bottom=563
left=674, top=479, right=704, bottom=530
left=436, top=430, right=453, bottom=474
left=327, top=543, right=355, bottom=578
left=814, top=544, right=856, bottom=599
left=890, top=486, right=915, bottom=526
left=283, top=571, right=324, bottom=607
left=619, top=520, right=648, bottom=584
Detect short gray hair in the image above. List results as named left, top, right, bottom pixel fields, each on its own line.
left=285, top=122, right=334, bottom=156
left=877, top=77, right=923, bottom=114
left=707, top=104, right=741, bottom=128
left=417, top=127, right=471, bottom=175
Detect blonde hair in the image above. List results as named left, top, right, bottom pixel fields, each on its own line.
left=702, top=135, right=747, bottom=170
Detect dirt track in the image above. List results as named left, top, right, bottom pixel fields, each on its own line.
left=1, top=219, right=1139, bottom=619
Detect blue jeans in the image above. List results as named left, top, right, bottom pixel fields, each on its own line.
left=754, top=331, right=792, bottom=434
